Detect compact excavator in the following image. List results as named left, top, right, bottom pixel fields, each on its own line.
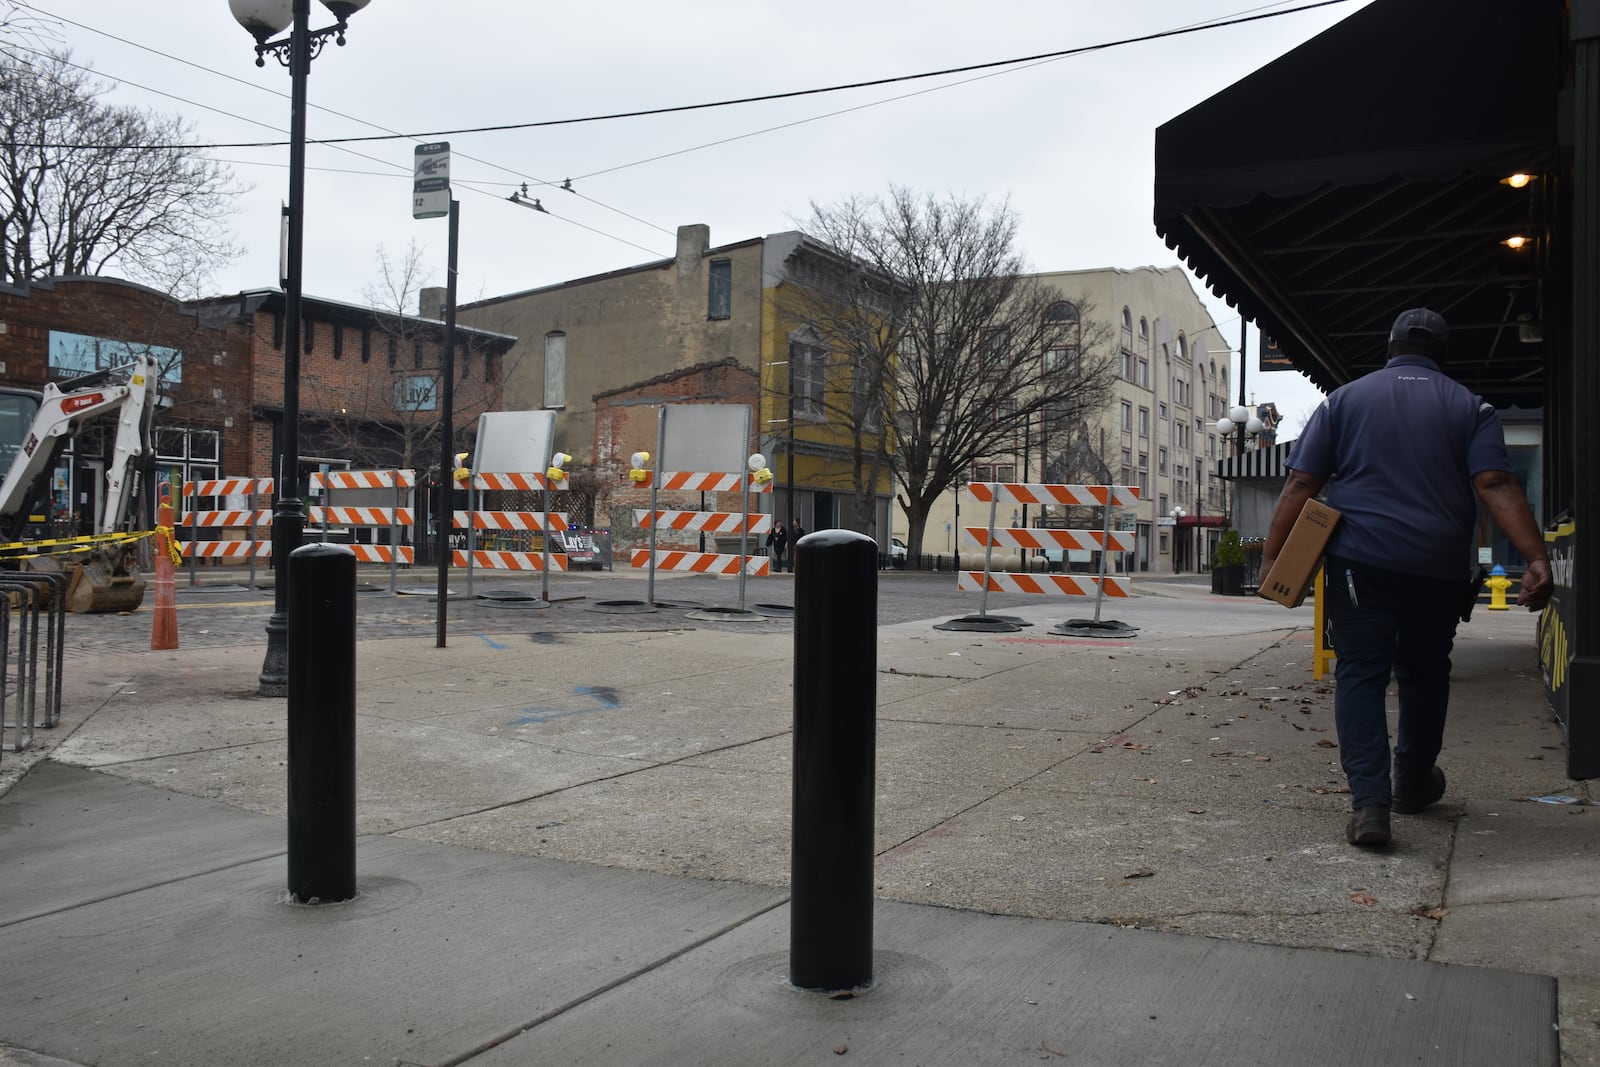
left=0, top=356, right=162, bottom=612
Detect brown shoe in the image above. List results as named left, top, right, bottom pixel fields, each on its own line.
left=1346, top=806, right=1391, bottom=846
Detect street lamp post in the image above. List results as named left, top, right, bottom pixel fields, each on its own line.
left=229, top=0, right=371, bottom=697
left=1170, top=506, right=1185, bottom=572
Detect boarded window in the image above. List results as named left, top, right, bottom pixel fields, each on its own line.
left=544, top=332, right=567, bottom=408
left=707, top=259, right=732, bottom=320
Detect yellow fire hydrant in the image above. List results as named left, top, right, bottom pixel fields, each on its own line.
left=1487, top=564, right=1513, bottom=611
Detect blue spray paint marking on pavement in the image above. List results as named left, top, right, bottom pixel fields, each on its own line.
left=511, top=684, right=622, bottom=725
left=475, top=633, right=509, bottom=650
left=576, top=685, right=620, bottom=708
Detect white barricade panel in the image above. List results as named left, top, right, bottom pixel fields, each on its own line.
left=630, top=550, right=769, bottom=577
left=968, top=482, right=1140, bottom=508
left=453, top=549, right=568, bottom=572
left=957, top=571, right=1130, bottom=597
left=633, top=509, right=770, bottom=534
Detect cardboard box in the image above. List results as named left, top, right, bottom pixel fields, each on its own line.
left=1258, top=498, right=1341, bottom=608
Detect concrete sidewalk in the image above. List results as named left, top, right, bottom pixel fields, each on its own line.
left=0, top=581, right=1595, bottom=1065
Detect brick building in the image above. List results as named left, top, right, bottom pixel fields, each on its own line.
left=0, top=276, right=515, bottom=532
left=593, top=358, right=760, bottom=552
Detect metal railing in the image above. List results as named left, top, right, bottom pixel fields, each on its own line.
left=0, top=571, right=66, bottom=762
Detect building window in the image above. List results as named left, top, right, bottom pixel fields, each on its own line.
left=1138, top=406, right=1150, bottom=438
left=1044, top=344, right=1078, bottom=373
left=1121, top=307, right=1133, bottom=352
left=972, top=463, right=1015, bottom=483
left=1120, top=400, right=1133, bottom=432
left=544, top=331, right=567, bottom=408
left=708, top=259, right=732, bottom=320
left=387, top=336, right=398, bottom=368
left=1158, top=447, right=1168, bottom=475
left=154, top=426, right=220, bottom=503
left=1158, top=401, right=1168, bottom=421
left=791, top=329, right=828, bottom=421
left=980, top=327, right=1009, bottom=368
left=1121, top=348, right=1135, bottom=379
left=1137, top=358, right=1149, bottom=387
left=853, top=350, right=881, bottom=431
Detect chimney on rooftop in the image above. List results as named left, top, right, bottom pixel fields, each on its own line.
left=676, top=224, right=709, bottom=279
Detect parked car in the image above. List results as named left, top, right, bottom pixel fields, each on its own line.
left=885, top=537, right=908, bottom=568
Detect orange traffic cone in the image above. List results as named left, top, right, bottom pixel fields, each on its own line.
left=150, top=486, right=178, bottom=650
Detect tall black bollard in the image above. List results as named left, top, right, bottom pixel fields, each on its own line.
left=790, top=530, right=877, bottom=991
left=287, top=542, right=358, bottom=903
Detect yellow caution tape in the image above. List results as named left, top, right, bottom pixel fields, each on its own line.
left=156, top=524, right=183, bottom=567
left=0, top=529, right=154, bottom=560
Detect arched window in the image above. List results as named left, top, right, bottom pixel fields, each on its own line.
left=1045, top=301, right=1079, bottom=326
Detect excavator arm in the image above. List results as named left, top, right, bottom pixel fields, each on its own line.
left=0, top=355, right=162, bottom=612
left=0, top=356, right=160, bottom=540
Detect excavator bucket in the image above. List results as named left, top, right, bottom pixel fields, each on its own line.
left=63, top=555, right=145, bottom=614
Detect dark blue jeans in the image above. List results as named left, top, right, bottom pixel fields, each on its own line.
left=1324, top=555, right=1463, bottom=810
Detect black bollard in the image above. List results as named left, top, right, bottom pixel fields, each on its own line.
left=789, top=529, right=877, bottom=991
left=287, top=542, right=358, bottom=903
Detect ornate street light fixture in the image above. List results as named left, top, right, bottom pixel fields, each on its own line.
left=229, top=0, right=372, bottom=697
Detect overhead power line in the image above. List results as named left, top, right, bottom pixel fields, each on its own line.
left=23, top=0, right=1356, bottom=152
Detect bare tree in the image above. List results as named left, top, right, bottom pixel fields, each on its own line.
left=297, top=241, right=515, bottom=474
left=0, top=49, right=242, bottom=295
left=793, top=188, right=1117, bottom=555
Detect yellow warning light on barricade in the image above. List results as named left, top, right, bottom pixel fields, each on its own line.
left=747, top=452, right=772, bottom=485
left=629, top=451, right=651, bottom=483
left=547, top=452, right=572, bottom=484
left=751, top=467, right=773, bottom=485
left=453, top=452, right=471, bottom=483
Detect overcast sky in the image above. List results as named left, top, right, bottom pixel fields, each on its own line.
left=17, top=0, right=1375, bottom=435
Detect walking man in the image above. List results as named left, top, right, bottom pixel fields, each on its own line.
left=765, top=519, right=788, bottom=573
left=1262, top=308, right=1553, bottom=847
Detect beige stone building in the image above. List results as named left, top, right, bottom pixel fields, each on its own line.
left=459, top=225, right=894, bottom=538
left=919, top=265, right=1236, bottom=574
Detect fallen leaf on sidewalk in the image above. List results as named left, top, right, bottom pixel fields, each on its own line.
left=1125, top=867, right=1156, bottom=879
left=1349, top=893, right=1378, bottom=906
left=1188, top=808, right=1206, bottom=814
left=1316, top=739, right=1336, bottom=748
left=1411, top=907, right=1448, bottom=920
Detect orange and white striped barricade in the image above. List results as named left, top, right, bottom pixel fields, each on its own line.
left=458, top=471, right=570, bottom=599
left=941, top=482, right=1141, bottom=637
left=629, top=469, right=773, bottom=607
left=180, top=477, right=274, bottom=589
left=307, top=469, right=416, bottom=595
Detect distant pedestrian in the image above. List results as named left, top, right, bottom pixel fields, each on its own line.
left=1262, top=308, right=1552, bottom=849
left=789, top=520, right=806, bottom=572
left=765, top=520, right=789, bottom=573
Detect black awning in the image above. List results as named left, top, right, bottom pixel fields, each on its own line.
left=1154, top=0, right=1565, bottom=406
